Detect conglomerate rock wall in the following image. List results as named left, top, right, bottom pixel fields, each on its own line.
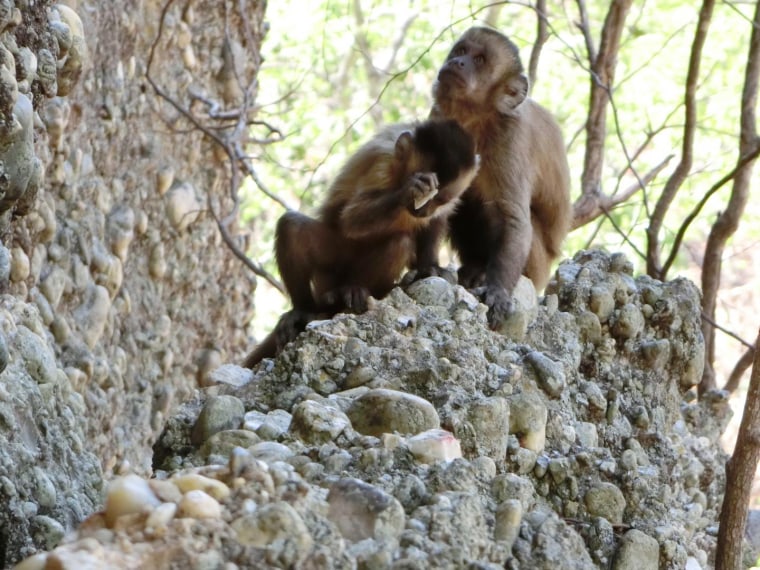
left=18, top=251, right=731, bottom=569
left=0, top=1, right=265, bottom=565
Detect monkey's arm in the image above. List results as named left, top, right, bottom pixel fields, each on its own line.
left=482, top=181, right=533, bottom=328
left=340, top=172, right=438, bottom=239
left=411, top=217, right=447, bottom=277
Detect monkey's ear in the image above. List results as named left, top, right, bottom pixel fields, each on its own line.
left=496, top=73, right=528, bottom=114
left=394, top=131, right=414, bottom=160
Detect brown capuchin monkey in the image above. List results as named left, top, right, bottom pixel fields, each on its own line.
left=426, top=27, right=572, bottom=329
left=242, top=119, right=480, bottom=368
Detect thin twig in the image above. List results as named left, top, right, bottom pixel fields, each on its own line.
left=662, top=141, right=760, bottom=276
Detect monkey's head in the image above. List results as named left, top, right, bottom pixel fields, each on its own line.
left=433, top=27, right=529, bottom=119
left=394, top=119, right=480, bottom=208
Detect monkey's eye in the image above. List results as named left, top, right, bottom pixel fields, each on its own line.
left=452, top=46, right=466, bottom=57
left=474, top=54, right=485, bottom=65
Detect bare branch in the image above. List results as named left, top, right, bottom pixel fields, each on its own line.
left=528, top=0, right=548, bottom=90
left=724, top=345, right=756, bottom=394
left=578, top=0, right=634, bottom=200
left=571, top=155, right=673, bottom=230
left=207, top=191, right=285, bottom=294
left=700, top=0, right=760, bottom=394
left=662, top=142, right=760, bottom=277
left=574, top=0, right=597, bottom=64
left=646, top=0, right=715, bottom=279
left=716, top=328, right=760, bottom=569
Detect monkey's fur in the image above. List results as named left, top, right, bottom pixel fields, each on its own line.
left=429, top=27, right=571, bottom=328
left=243, top=119, right=480, bottom=368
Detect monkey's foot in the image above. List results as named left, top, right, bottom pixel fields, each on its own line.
left=274, top=310, right=314, bottom=350
left=320, top=286, right=370, bottom=313
left=400, top=265, right=457, bottom=287
left=457, top=266, right=486, bottom=289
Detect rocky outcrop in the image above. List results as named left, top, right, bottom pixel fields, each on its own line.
left=17, top=251, right=729, bottom=569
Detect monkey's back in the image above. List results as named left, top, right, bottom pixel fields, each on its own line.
left=319, top=123, right=414, bottom=228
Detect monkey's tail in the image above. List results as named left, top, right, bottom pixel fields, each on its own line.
left=241, top=332, right=279, bottom=369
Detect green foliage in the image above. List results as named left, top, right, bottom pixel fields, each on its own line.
left=242, top=0, right=756, bottom=331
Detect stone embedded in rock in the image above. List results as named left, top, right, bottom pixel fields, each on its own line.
left=347, top=388, right=439, bottom=437
left=178, top=489, right=221, bottom=519
left=404, top=276, right=455, bottom=308
left=231, top=502, right=313, bottom=565
left=171, top=473, right=230, bottom=501
left=508, top=391, right=547, bottom=453
left=612, top=529, right=660, bottom=570
left=494, top=499, right=522, bottom=546
left=244, top=409, right=292, bottom=439
left=191, top=395, right=245, bottom=445
left=406, top=429, right=462, bottom=464
left=585, top=482, right=627, bottom=524
left=104, top=474, right=161, bottom=528
left=199, top=429, right=259, bottom=461
left=289, top=399, right=351, bottom=444
left=165, top=180, right=202, bottom=232
left=524, top=351, right=566, bottom=398
left=327, top=477, right=406, bottom=543
left=465, top=396, right=510, bottom=460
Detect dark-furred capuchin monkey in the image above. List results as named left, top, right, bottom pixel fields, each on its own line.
left=427, top=27, right=571, bottom=329
left=242, top=119, right=480, bottom=368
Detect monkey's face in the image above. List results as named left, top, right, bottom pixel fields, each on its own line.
left=433, top=28, right=528, bottom=117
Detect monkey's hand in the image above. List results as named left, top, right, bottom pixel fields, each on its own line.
left=320, top=286, right=370, bottom=313
left=407, top=172, right=439, bottom=211
left=473, top=285, right=513, bottom=330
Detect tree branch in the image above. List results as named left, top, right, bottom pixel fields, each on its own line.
left=724, top=345, right=756, bottom=394
left=528, top=0, right=548, bottom=90
left=571, top=155, right=673, bottom=230
left=716, top=328, right=760, bottom=569
left=578, top=0, right=633, bottom=201
left=646, top=0, right=715, bottom=280
left=700, top=0, right=760, bottom=394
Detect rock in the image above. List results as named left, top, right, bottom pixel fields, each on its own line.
left=612, top=529, right=660, bottom=569
left=165, top=181, right=202, bottom=232
left=0, top=245, right=9, bottom=283
left=494, top=499, right=522, bottom=547
left=244, top=409, right=292, bottom=439
left=406, top=429, right=462, bottom=464
left=290, top=399, right=351, bottom=444
left=508, top=391, right=547, bottom=453
left=524, top=351, right=566, bottom=397
left=73, top=284, right=111, bottom=348
left=347, top=388, right=440, bottom=437
left=171, top=473, right=230, bottom=501
left=178, top=490, right=221, bottom=519
left=405, top=276, right=455, bottom=308
left=104, top=474, right=161, bottom=527
left=207, top=363, right=253, bottom=388
left=199, top=429, right=259, bottom=461
left=465, top=396, right=510, bottom=460
left=191, top=395, right=245, bottom=445
left=327, top=478, right=405, bottom=543
left=231, top=502, right=313, bottom=565
left=585, top=482, right=627, bottom=524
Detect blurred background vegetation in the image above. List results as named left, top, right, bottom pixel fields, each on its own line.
left=241, top=0, right=758, bottom=406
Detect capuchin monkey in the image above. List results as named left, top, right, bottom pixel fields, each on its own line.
left=428, top=26, right=572, bottom=329
left=243, top=119, right=480, bottom=367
